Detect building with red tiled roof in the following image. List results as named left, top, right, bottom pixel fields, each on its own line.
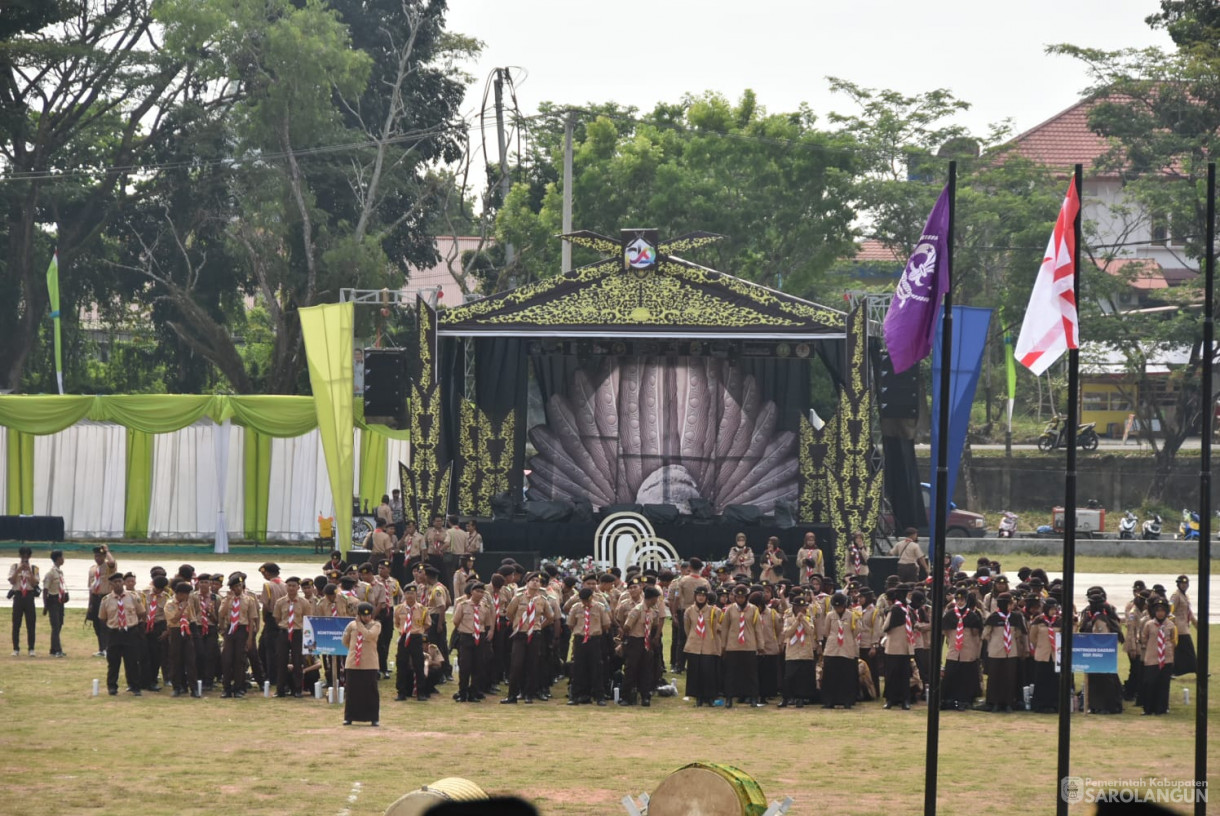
left=1008, top=96, right=1124, bottom=178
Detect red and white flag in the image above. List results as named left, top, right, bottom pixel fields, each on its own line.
left=1015, top=179, right=1081, bottom=375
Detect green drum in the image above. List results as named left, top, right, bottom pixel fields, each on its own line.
left=383, top=777, right=488, bottom=816
left=649, top=763, right=768, bottom=816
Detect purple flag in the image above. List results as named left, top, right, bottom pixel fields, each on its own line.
left=882, top=185, right=951, bottom=373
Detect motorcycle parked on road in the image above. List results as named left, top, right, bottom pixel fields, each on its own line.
left=997, top=511, right=1019, bottom=538
left=1141, top=513, right=1163, bottom=540
left=1117, top=511, right=1138, bottom=540
left=1037, top=414, right=1101, bottom=451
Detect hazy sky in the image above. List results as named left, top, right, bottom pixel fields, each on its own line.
left=448, top=0, right=1171, bottom=161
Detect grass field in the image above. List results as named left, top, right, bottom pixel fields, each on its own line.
left=1, top=610, right=1215, bottom=816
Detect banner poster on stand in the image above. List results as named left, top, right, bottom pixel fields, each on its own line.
left=1072, top=632, right=1119, bottom=674
left=305, top=616, right=353, bottom=656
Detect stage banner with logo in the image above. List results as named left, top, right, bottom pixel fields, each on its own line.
left=304, top=616, right=353, bottom=656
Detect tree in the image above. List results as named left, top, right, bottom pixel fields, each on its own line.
left=104, top=0, right=477, bottom=393
left=1049, top=13, right=1220, bottom=499
left=0, top=0, right=204, bottom=392
left=495, top=91, right=860, bottom=297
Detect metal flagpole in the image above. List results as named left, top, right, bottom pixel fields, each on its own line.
left=1055, top=163, right=1083, bottom=816
left=1196, top=161, right=1213, bottom=816
left=923, top=160, right=955, bottom=816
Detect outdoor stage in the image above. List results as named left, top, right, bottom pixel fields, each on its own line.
left=391, top=228, right=885, bottom=578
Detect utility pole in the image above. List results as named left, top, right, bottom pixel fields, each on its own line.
left=562, top=110, right=574, bottom=273
left=493, top=68, right=514, bottom=268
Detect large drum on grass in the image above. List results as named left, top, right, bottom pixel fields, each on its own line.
left=648, top=763, right=768, bottom=816
left=383, top=777, right=488, bottom=816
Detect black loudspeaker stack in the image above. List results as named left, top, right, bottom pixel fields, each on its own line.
left=363, top=349, right=409, bottom=429
left=874, top=348, right=920, bottom=420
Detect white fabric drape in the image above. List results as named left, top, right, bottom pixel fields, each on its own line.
left=213, top=419, right=231, bottom=553
left=266, top=430, right=335, bottom=541
left=147, top=422, right=243, bottom=539
left=386, top=438, right=410, bottom=497
left=31, top=422, right=126, bottom=537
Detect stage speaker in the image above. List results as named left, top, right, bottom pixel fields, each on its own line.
left=873, top=348, right=920, bottom=420
left=571, top=496, right=593, bottom=523
left=723, top=504, right=763, bottom=526
left=773, top=500, right=797, bottom=529
left=688, top=497, right=714, bottom=521
left=524, top=499, right=573, bottom=523
left=490, top=491, right=516, bottom=522
left=602, top=502, right=642, bottom=516
left=363, top=348, right=408, bottom=428
left=643, top=503, right=680, bottom=525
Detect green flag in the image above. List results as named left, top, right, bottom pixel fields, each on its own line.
left=1004, top=330, right=1017, bottom=432
left=46, top=251, right=63, bottom=394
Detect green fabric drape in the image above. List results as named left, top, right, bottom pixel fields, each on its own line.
left=225, top=396, right=318, bottom=437
left=0, top=395, right=93, bottom=434
left=300, top=302, right=355, bottom=555
left=6, top=429, right=35, bottom=515
left=124, top=430, right=154, bottom=537
left=358, top=429, right=388, bottom=509
left=94, top=395, right=218, bottom=432
left=243, top=427, right=272, bottom=541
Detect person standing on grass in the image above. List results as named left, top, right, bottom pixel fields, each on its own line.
left=1079, top=589, right=1124, bottom=714
left=821, top=592, right=861, bottom=709
left=99, top=573, right=144, bottom=695
left=452, top=581, right=492, bottom=703
left=1141, top=597, right=1176, bottom=716
left=42, top=550, right=67, bottom=657
left=778, top=595, right=817, bottom=708
left=1028, top=598, right=1061, bottom=714
left=220, top=575, right=256, bottom=698
left=85, top=545, right=116, bottom=656
left=394, top=583, right=429, bottom=701
left=502, top=571, right=553, bottom=704
left=1169, top=575, right=1197, bottom=676
left=165, top=581, right=201, bottom=698
left=194, top=574, right=220, bottom=691
left=882, top=588, right=914, bottom=710
left=620, top=585, right=663, bottom=707
left=141, top=575, right=170, bottom=692
left=893, top=528, right=927, bottom=584
left=273, top=577, right=309, bottom=698
left=258, top=562, right=286, bottom=690
left=9, top=546, right=39, bottom=657
left=567, top=586, right=611, bottom=706
left=342, top=602, right=381, bottom=726
left=981, top=591, right=1026, bottom=712
left=719, top=584, right=763, bottom=708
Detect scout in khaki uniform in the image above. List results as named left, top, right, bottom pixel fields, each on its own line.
left=981, top=591, right=1026, bottom=712
left=372, top=561, right=400, bottom=679
left=1122, top=591, right=1150, bottom=703
left=753, top=594, right=783, bottom=704
left=720, top=585, right=764, bottom=708
left=165, top=581, right=202, bottom=697
left=194, top=574, right=221, bottom=691
left=727, top=534, right=755, bottom=579
left=779, top=595, right=818, bottom=707
left=86, top=545, right=117, bottom=655
left=220, top=576, right=258, bottom=698
left=142, top=575, right=170, bottom=691
left=683, top=586, right=721, bottom=706
left=342, top=603, right=381, bottom=726
left=820, top=592, right=860, bottom=709
left=1141, top=597, right=1177, bottom=715
left=796, top=531, right=824, bottom=583
left=452, top=582, right=492, bottom=702
left=1169, top=575, right=1197, bottom=676
left=8, top=546, right=39, bottom=656
left=1027, top=598, right=1061, bottom=713
left=393, top=584, right=429, bottom=701
left=273, top=577, right=310, bottom=697
left=941, top=588, right=984, bottom=711
left=620, top=585, right=664, bottom=707
left=670, top=559, right=710, bottom=673
left=567, top=586, right=611, bottom=705
left=502, top=572, right=553, bottom=704
left=882, top=588, right=914, bottom=710
left=857, top=588, right=884, bottom=702
left=99, top=573, right=144, bottom=695
left=42, top=550, right=68, bottom=657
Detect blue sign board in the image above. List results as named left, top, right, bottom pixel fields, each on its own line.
left=304, top=615, right=353, bottom=656
left=1072, top=632, right=1119, bottom=674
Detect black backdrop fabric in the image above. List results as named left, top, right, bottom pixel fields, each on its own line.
left=474, top=338, right=529, bottom=502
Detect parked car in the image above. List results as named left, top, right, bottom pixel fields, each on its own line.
left=877, top=483, right=987, bottom=541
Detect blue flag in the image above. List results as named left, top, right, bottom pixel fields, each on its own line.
left=883, top=186, right=951, bottom=374
left=927, top=306, right=992, bottom=561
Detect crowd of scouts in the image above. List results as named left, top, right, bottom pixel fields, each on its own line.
left=6, top=526, right=1201, bottom=721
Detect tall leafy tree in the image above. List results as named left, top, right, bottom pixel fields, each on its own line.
left=496, top=91, right=860, bottom=297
